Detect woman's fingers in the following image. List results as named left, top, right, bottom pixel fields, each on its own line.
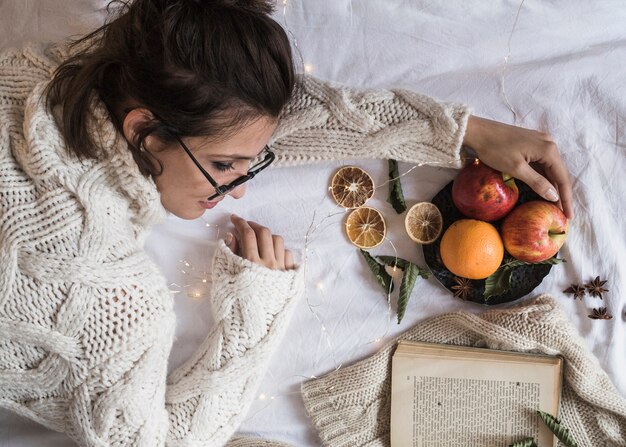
left=526, top=140, right=574, bottom=219
left=512, top=162, right=560, bottom=203
left=544, top=157, right=574, bottom=219
left=246, top=220, right=276, bottom=263
left=230, top=214, right=260, bottom=261
left=513, top=160, right=573, bottom=219
left=224, top=231, right=239, bottom=255
left=465, top=116, right=574, bottom=220
left=272, top=235, right=285, bottom=268
left=229, top=215, right=293, bottom=270
left=284, top=250, right=294, bottom=270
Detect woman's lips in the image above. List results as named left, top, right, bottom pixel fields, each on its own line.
left=199, top=200, right=219, bottom=209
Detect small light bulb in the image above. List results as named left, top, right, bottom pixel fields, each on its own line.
left=259, top=393, right=267, bottom=400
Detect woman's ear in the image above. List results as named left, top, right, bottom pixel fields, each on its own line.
left=122, top=108, right=155, bottom=146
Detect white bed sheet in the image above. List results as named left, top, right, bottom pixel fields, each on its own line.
left=1, top=1, right=625, bottom=446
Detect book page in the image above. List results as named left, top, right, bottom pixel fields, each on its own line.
left=390, top=343, right=561, bottom=447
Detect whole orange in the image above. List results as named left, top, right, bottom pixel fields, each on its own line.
left=439, top=219, right=504, bottom=279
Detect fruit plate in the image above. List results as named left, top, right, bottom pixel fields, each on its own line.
left=422, top=180, right=554, bottom=305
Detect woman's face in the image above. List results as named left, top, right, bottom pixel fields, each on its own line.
left=144, top=116, right=278, bottom=219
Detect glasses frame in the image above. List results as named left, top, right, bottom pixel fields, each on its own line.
left=173, top=135, right=275, bottom=201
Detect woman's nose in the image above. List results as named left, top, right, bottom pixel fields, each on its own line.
left=227, top=184, right=246, bottom=199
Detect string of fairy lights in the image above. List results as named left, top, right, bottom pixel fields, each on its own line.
left=167, top=0, right=529, bottom=420
left=501, top=0, right=526, bottom=124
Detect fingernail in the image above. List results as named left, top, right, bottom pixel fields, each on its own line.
left=224, top=232, right=233, bottom=245
left=545, top=188, right=559, bottom=202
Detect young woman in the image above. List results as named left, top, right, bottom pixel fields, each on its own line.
left=0, top=0, right=573, bottom=445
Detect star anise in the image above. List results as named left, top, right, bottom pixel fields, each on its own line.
left=451, top=276, right=473, bottom=300
left=585, top=276, right=609, bottom=299
left=563, top=284, right=586, bottom=300
left=588, top=307, right=612, bottom=320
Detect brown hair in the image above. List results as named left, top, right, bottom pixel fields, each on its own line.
left=45, top=0, right=295, bottom=176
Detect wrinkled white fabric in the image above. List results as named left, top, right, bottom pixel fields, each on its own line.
left=0, top=1, right=624, bottom=446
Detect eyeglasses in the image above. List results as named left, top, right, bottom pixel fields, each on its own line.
left=173, top=135, right=275, bottom=201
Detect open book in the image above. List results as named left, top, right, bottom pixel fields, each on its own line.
left=390, top=341, right=563, bottom=447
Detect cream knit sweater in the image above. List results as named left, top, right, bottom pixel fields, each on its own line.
left=0, top=43, right=470, bottom=446
left=302, top=295, right=626, bottom=447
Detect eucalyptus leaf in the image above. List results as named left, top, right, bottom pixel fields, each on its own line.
left=376, top=255, right=408, bottom=271
left=483, top=257, right=566, bottom=301
left=483, top=265, right=515, bottom=301
left=377, top=255, right=430, bottom=279
left=397, top=262, right=421, bottom=324
left=377, top=255, right=430, bottom=323
left=502, top=257, right=565, bottom=269
left=537, top=410, right=578, bottom=447
left=509, top=438, right=537, bottom=447
left=539, top=257, right=566, bottom=265
left=387, top=159, right=407, bottom=214
left=359, top=249, right=394, bottom=294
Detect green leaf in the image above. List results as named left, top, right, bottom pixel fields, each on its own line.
left=387, top=159, right=407, bottom=214
left=397, top=262, right=422, bottom=324
left=376, top=255, right=430, bottom=279
left=483, top=265, right=515, bottom=301
left=376, top=255, right=430, bottom=323
left=359, top=249, right=394, bottom=294
left=483, top=257, right=566, bottom=301
left=537, top=410, right=578, bottom=447
left=376, top=255, right=409, bottom=270
left=540, top=257, right=566, bottom=265
left=509, top=438, right=537, bottom=447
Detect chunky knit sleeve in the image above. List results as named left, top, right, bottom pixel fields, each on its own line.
left=164, top=241, right=305, bottom=445
left=0, top=44, right=304, bottom=447
left=272, top=74, right=472, bottom=168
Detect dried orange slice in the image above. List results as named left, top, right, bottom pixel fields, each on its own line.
left=330, top=166, right=374, bottom=209
left=404, top=202, right=443, bottom=244
left=345, top=206, right=386, bottom=249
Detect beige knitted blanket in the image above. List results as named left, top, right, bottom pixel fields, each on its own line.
left=300, top=295, right=626, bottom=447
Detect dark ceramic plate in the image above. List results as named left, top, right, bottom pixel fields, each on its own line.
left=422, top=181, right=554, bottom=305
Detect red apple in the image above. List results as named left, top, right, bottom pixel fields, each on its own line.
left=500, top=201, right=568, bottom=263
left=452, top=159, right=519, bottom=221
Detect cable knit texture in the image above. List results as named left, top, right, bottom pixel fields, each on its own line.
left=0, top=41, right=470, bottom=447
left=301, top=295, right=626, bottom=447
left=272, top=75, right=470, bottom=168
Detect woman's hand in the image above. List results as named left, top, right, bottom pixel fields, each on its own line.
left=224, top=214, right=295, bottom=271
left=463, top=115, right=574, bottom=219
